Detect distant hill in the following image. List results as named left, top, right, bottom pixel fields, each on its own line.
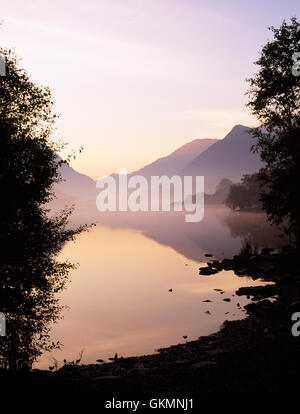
left=130, top=138, right=217, bottom=178
left=51, top=138, right=215, bottom=216
left=181, top=125, right=263, bottom=193
left=53, top=125, right=263, bottom=205
left=55, top=160, right=96, bottom=202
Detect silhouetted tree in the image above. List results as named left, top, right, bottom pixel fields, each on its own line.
left=246, top=17, right=300, bottom=243
left=205, top=178, right=233, bottom=204
left=0, top=48, right=86, bottom=369
left=225, top=174, right=262, bottom=211
left=215, top=178, right=233, bottom=202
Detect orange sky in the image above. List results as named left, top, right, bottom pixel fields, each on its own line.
left=1, top=0, right=298, bottom=178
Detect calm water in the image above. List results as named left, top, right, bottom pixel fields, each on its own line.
left=36, top=206, right=285, bottom=369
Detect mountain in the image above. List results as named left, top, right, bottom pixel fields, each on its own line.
left=130, top=138, right=217, bottom=178
left=51, top=139, right=216, bottom=214
left=181, top=125, right=263, bottom=193
left=55, top=161, right=96, bottom=202
left=53, top=125, right=262, bottom=205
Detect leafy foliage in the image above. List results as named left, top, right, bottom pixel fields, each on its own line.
left=246, top=17, right=300, bottom=128
left=0, top=48, right=86, bottom=369
left=246, top=17, right=300, bottom=243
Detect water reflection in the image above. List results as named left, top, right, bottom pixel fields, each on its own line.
left=70, top=203, right=287, bottom=261
left=36, top=205, right=281, bottom=369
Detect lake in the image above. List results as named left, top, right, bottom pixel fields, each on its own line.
left=35, top=206, right=286, bottom=369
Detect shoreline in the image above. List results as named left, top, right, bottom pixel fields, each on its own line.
left=1, top=246, right=300, bottom=395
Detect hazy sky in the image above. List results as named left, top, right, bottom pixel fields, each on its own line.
left=1, top=0, right=299, bottom=178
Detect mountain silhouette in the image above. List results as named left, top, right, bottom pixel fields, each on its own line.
left=130, top=138, right=217, bottom=178
left=181, top=125, right=263, bottom=193
left=55, top=160, right=96, bottom=202
left=54, top=125, right=263, bottom=204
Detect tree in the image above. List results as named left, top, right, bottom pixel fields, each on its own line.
left=225, top=173, right=263, bottom=211
left=205, top=178, right=233, bottom=204
left=214, top=178, right=233, bottom=202
left=246, top=17, right=300, bottom=243
left=0, top=48, right=86, bottom=369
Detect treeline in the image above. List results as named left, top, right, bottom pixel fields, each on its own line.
left=206, top=178, right=233, bottom=204
left=226, top=15, right=300, bottom=238
left=0, top=48, right=86, bottom=369
left=225, top=173, right=263, bottom=211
